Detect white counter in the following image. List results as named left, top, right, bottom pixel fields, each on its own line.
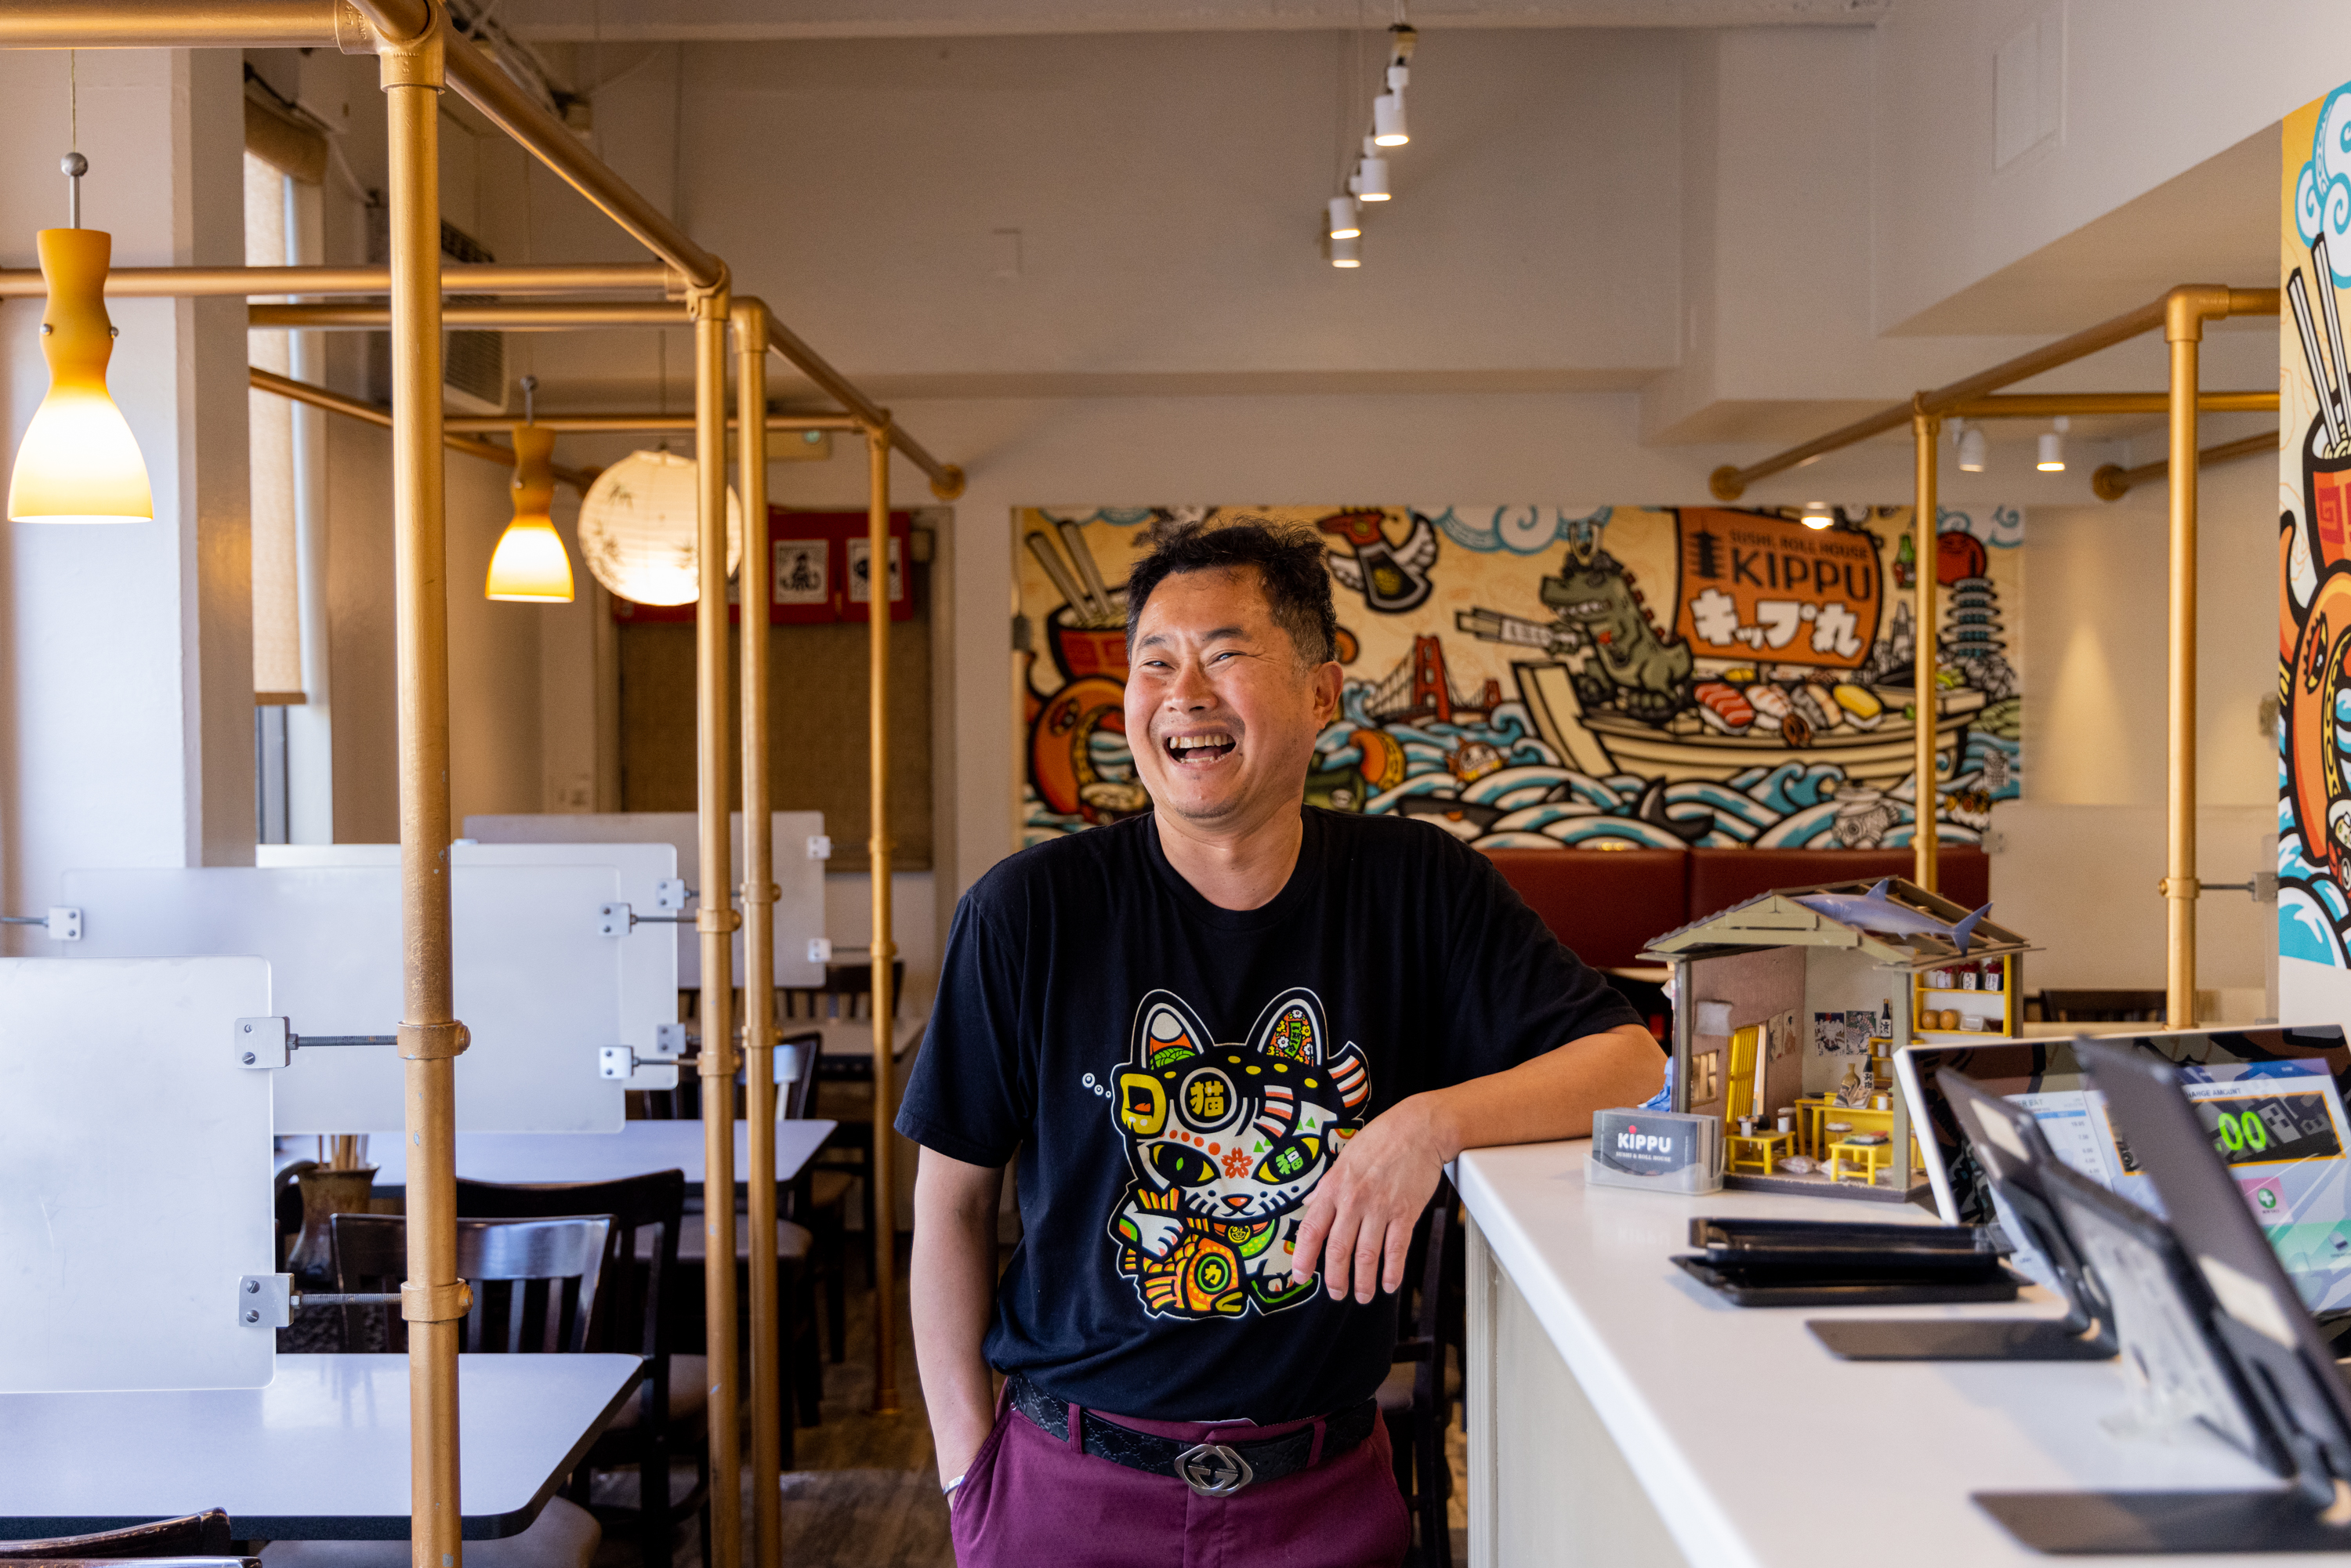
left=1456, top=1139, right=2285, bottom=1568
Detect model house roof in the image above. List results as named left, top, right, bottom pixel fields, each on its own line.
left=1638, top=876, right=2028, bottom=968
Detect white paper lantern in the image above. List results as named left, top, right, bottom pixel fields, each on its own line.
left=575, top=448, right=742, bottom=606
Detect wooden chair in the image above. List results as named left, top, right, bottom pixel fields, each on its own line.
left=0, top=1511, right=238, bottom=1559
left=328, top=1214, right=610, bottom=1354
left=786, top=962, right=905, bottom=1263
left=453, top=1173, right=705, bottom=1568
left=776, top=1027, right=850, bottom=1365
left=259, top=1219, right=614, bottom=1568
left=273, top=1161, right=314, bottom=1271
left=1376, top=1182, right=1460, bottom=1568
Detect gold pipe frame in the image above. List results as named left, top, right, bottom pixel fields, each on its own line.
left=766, top=321, right=964, bottom=502
left=734, top=299, right=784, bottom=1568
left=1948, top=391, right=2278, bottom=418
left=6, top=14, right=953, bottom=1559
left=377, top=18, right=466, bottom=1568
left=0, top=262, right=672, bottom=297
left=1912, top=410, right=1940, bottom=894
left=689, top=289, right=744, bottom=1568
left=441, top=412, right=859, bottom=433
left=247, top=366, right=598, bottom=490
left=2092, top=429, right=2278, bottom=501
left=252, top=302, right=686, bottom=328
left=866, top=422, right=903, bottom=1417
left=1709, top=286, right=2280, bottom=500
left=2164, top=287, right=2234, bottom=1029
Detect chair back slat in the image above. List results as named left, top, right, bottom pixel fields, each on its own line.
left=329, top=1213, right=612, bottom=1354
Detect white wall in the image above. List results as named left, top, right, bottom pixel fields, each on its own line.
left=1871, top=0, right=2351, bottom=333
left=0, top=49, right=252, bottom=948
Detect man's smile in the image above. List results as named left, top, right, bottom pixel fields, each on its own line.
left=1163, top=731, right=1238, bottom=766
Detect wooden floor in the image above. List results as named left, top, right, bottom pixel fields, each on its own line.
left=592, top=1242, right=1467, bottom=1568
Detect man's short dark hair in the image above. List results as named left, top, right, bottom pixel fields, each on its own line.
left=1123, top=516, right=1339, bottom=668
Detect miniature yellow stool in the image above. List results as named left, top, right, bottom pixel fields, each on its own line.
left=1828, top=1138, right=1893, bottom=1184
left=1724, top=1129, right=1792, bottom=1176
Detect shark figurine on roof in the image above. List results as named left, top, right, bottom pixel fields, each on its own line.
left=1791, top=878, right=1993, bottom=955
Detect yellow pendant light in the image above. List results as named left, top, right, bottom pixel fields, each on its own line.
left=7, top=155, right=152, bottom=524
left=485, top=380, right=574, bottom=602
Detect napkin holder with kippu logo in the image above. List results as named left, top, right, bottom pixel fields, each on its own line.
left=1587, top=1107, right=1722, bottom=1195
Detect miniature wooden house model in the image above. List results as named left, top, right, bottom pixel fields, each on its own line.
left=1640, top=877, right=2029, bottom=1203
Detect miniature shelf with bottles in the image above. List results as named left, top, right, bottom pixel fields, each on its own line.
left=1911, top=953, right=2022, bottom=1040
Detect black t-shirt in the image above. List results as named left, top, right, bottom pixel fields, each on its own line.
left=895, top=806, right=1644, bottom=1424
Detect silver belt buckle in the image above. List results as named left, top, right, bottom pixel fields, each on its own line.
left=1174, top=1441, right=1253, bottom=1497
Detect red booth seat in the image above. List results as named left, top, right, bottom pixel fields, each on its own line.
left=1479, top=845, right=1994, bottom=971
left=1479, top=849, right=1689, bottom=972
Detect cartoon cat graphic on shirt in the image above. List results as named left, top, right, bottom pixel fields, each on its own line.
left=1107, top=987, right=1371, bottom=1319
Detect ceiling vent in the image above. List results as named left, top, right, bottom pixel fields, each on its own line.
left=364, top=207, right=507, bottom=415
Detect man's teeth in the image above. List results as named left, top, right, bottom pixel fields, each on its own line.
left=1166, top=733, right=1235, bottom=759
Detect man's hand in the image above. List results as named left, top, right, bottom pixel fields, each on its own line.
left=1288, top=1096, right=1447, bottom=1302
left=1287, top=1023, right=1663, bottom=1304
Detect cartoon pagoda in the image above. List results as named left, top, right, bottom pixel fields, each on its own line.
left=1639, top=878, right=2030, bottom=1204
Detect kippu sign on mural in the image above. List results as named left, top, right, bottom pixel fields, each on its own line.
left=1016, top=505, right=2022, bottom=853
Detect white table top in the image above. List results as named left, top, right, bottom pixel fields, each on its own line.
left=0, top=1353, right=638, bottom=1541
left=368, top=1118, right=836, bottom=1190
left=1457, top=1139, right=2288, bottom=1568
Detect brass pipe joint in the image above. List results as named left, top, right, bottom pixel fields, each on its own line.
left=696, top=909, right=743, bottom=934
left=930, top=464, right=968, bottom=502
left=2158, top=876, right=2201, bottom=899
left=396, top=1020, right=470, bottom=1060
left=2091, top=465, right=2132, bottom=502
left=1708, top=465, right=1744, bottom=502
left=732, top=298, right=770, bottom=354
left=400, top=1279, right=475, bottom=1322
left=2164, top=284, right=2234, bottom=343
left=686, top=271, right=734, bottom=324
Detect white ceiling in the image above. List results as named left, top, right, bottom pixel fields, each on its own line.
left=499, top=0, right=1887, bottom=43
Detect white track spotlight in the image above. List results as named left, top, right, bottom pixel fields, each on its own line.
left=1799, top=502, right=1834, bottom=531
left=2037, top=415, right=2069, bottom=473
left=1328, top=232, right=1362, bottom=269
left=1327, top=196, right=1360, bottom=241
left=1353, top=138, right=1391, bottom=201
left=1372, top=66, right=1410, bottom=147
left=1954, top=419, right=1987, bottom=473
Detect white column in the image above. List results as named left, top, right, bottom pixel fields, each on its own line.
left=0, top=48, right=253, bottom=947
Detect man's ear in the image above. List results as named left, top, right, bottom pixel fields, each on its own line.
left=1312, top=660, right=1344, bottom=726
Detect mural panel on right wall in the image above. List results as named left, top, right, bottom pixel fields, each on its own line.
left=2281, top=88, right=2351, bottom=1014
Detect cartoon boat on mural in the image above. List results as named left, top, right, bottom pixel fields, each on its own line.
left=1465, top=505, right=1986, bottom=789
left=1512, top=661, right=1983, bottom=788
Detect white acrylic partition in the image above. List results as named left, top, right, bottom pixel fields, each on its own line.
left=259, top=843, right=681, bottom=1091
left=0, top=958, right=276, bottom=1392
left=463, top=813, right=825, bottom=989
left=60, top=866, right=625, bottom=1135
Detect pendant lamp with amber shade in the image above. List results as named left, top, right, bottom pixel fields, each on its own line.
left=484, top=376, right=574, bottom=603
left=8, top=154, right=153, bottom=524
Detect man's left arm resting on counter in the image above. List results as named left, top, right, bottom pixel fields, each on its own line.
left=1289, top=1020, right=1665, bottom=1303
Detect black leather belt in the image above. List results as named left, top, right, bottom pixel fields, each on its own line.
left=1006, top=1373, right=1377, bottom=1497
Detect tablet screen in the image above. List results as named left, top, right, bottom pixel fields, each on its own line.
left=1902, top=1027, right=2351, bottom=1313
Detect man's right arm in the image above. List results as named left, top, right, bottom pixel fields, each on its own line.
left=911, top=1146, right=1005, bottom=1488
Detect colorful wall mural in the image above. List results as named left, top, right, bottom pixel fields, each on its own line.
left=1018, top=504, right=2023, bottom=853
left=2281, top=88, right=2351, bottom=972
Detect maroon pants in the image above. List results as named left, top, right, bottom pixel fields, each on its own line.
left=948, top=1382, right=1411, bottom=1568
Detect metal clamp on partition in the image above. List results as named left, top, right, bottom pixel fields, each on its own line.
left=0, top=908, right=78, bottom=940
left=400, top=1278, right=474, bottom=1324
left=2202, top=873, right=2281, bottom=903
left=397, top=1020, right=470, bottom=1061
left=236, top=1018, right=400, bottom=1069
